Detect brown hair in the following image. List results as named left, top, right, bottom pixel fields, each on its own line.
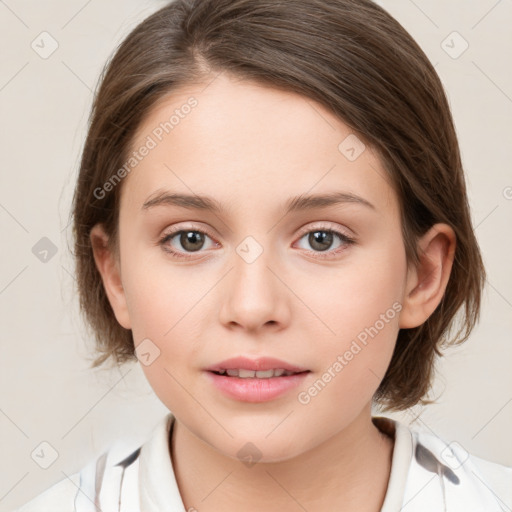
left=71, top=0, right=486, bottom=412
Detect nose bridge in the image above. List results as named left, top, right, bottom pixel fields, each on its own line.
left=233, top=233, right=276, bottom=302
left=220, top=234, right=286, bottom=329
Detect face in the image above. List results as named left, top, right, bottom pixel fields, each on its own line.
left=94, top=73, right=429, bottom=462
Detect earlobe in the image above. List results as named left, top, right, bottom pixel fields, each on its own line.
left=90, top=224, right=132, bottom=330
left=399, top=223, right=456, bottom=329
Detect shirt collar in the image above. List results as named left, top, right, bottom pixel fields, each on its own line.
left=138, top=412, right=414, bottom=511
left=137, top=411, right=506, bottom=511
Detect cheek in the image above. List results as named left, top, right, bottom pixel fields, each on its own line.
left=299, top=240, right=405, bottom=407
left=120, top=250, right=206, bottom=384
left=120, top=239, right=203, bottom=338
left=307, top=236, right=406, bottom=342
left=123, top=262, right=200, bottom=411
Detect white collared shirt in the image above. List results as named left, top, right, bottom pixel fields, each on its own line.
left=14, top=412, right=512, bottom=511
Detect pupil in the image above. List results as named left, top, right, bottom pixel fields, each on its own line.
left=309, top=231, right=332, bottom=251
left=181, top=231, right=204, bottom=252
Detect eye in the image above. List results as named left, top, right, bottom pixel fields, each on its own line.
left=294, top=224, right=356, bottom=259
left=158, top=223, right=356, bottom=260
left=158, top=226, right=218, bottom=259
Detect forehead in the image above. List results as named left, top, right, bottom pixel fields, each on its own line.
left=123, top=73, right=398, bottom=220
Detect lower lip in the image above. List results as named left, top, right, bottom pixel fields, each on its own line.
left=205, top=371, right=310, bottom=403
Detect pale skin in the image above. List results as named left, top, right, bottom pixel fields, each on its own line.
left=91, top=73, right=456, bottom=511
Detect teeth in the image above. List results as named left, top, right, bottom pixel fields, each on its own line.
left=219, top=368, right=295, bottom=378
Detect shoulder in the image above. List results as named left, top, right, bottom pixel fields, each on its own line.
left=13, top=414, right=174, bottom=512
left=467, top=451, right=512, bottom=508
left=409, top=425, right=512, bottom=510
left=13, top=438, right=144, bottom=512
left=14, top=472, right=81, bottom=512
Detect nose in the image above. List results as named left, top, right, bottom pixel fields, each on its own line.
left=218, top=244, right=291, bottom=332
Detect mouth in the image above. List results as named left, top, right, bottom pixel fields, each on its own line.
left=209, top=369, right=310, bottom=378
left=205, top=356, right=310, bottom=376
left=205, top=368, right=311, bottom=402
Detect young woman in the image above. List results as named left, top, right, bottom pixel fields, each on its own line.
left=14, top=0, right=511, bottom=510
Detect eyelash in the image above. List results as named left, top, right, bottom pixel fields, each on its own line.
left=158, top=223, right=356, bottom=260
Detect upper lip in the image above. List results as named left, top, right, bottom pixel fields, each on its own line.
left=205, top=356, right=309, bottom=373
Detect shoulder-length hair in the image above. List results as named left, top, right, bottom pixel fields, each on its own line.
left=72, top=0, right=486, bottom=412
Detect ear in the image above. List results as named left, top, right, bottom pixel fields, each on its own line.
left=399, top=223, right=456, bottom=329
left=90, top=224, right=131, bottom=330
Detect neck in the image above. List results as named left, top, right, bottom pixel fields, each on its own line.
left=170, top=402, right=395, bottom=511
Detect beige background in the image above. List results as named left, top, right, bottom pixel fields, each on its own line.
left=1, top=0, right=511, bottom=509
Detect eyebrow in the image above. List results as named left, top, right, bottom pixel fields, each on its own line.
left=141, top=190, right=376, bottom=214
